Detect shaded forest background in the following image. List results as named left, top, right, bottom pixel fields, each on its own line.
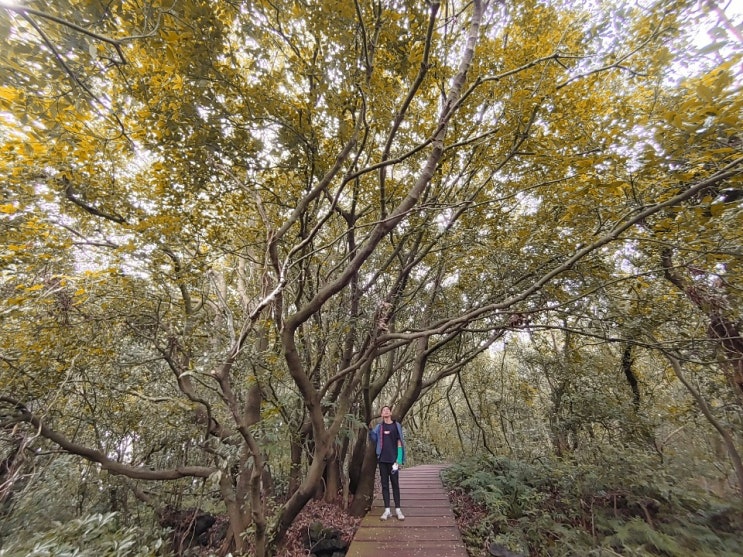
left=1, top=0, right=742, bottom=556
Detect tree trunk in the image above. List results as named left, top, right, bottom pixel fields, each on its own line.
left=664, top=353, right=743, bottom=497
left=235, top=451, right=250, bottom=512
left=348, top=443, right=377, bottom=517
left=324, top=447, right=342, bottom=502
left=348, top=430, right=367, bottom=494
left=250, top=459, right=268, bottom=557
left=267, top=437, right=332, bottom=553
left=288, top=431, right=303, bottom=496
left=262, top=464, right=274, bottom=499
left=218, top=472, right=248, bottom=554
left=550, top=424, right=571, bottom=457
left=709, top=314, right=743, bottom=398
left=662, top=249, right=743, bottom=400
left=622, top=343, right=641, bottom=410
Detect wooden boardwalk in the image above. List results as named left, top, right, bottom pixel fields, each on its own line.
left=346, top=464, right=468, bottom=557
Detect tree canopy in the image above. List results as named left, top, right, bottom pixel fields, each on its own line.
left=1, top=0, right=741, bottom=556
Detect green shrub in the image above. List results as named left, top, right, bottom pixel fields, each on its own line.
left=443, top=453, right=743, bottom=557
left=0, top=512, right=172, bottom=557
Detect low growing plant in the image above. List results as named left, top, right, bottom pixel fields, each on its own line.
left=443, top=453, right=743, bottom=557
left=0, top=512, right=172, bottom=557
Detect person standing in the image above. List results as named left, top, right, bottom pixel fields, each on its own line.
left=369, top=405, right=406, bottom=520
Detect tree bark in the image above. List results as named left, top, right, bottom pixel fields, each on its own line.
left=348, top=442, right=378, bottom=517
left=662, top=248, right=743, bottom=399
left=2, top=399, right=216, bottom=480
left=219, top=471, right=249, bottom=553
left=348, top=429, right=367, bottom=494
left=622, top=343, right=641, bottom=410
left=324, top=447, right=342, bottom=503
left=288, top=430, right=303, bottom=496
left=269, top=435, right=333, bottom=549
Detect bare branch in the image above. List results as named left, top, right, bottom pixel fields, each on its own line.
left=0, top=2, right=128, bottom=64
left=1, top=397, right=216, bottom=481
left=62, top=176, right=127, bottom=224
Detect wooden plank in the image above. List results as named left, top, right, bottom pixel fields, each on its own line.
left=392, top=495, right=451, bottom=501
left=347, top=464, right=469, bottom=557
left=369, top=507, right=456, bottom=517
left=346, top=541, right=469, bottom=557
left=359, top=515, right=457, bottom=528
left=354, top=527, right=463, bottom=541
left=372, top=499, right=452, bottom=508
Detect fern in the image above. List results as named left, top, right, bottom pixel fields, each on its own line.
left=444, top=454, right=743, bottom=557
left=0, top=512, right=171, bottom=557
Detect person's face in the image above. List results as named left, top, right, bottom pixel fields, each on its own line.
left=381, top=406, right=392, bottom=419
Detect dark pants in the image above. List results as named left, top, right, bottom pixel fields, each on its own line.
left=378, top=461, right=400, bottom=508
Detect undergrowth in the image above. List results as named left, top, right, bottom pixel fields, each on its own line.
left=442, top=452, right=743, bottom=557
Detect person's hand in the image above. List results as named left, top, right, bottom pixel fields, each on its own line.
left=392, top=462, right=399, bottom=472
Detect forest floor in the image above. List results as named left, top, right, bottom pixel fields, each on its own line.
left=267, top=458, right=743, bottom=557
left=186, top=473, right=478, bottom=556
left=275, top=475, right=479, bottom=557
left=275, top=498, right=364, bottom=557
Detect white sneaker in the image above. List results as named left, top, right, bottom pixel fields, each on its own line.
left=396, top=508, right=405, bottom=520
left=380, top=509, right=391, bottom=520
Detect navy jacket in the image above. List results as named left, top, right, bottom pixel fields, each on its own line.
left=369, top=420, right=406, bottom=464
